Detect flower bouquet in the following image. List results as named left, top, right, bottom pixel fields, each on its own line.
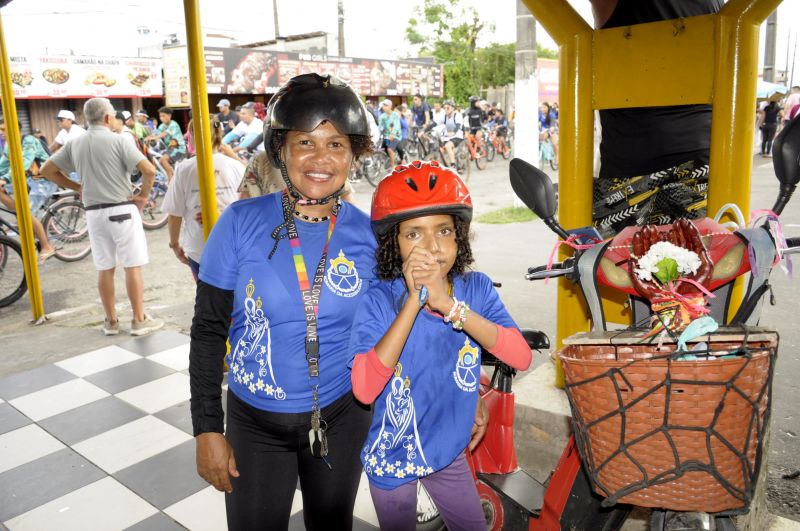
left=629, top=218, right=715, bottom=337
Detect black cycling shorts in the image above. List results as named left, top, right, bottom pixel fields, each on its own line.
left=224, top=389, right=371, bottom=531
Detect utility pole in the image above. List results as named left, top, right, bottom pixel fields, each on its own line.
left=338, top=0, right=345, bottom=57
left=515, top=0, right=538, bottom=171
left=763, top=10, right=777, bottom=82
left=273, top=0, right=280, bottom=39
left=791, top=34, right=798, bottom=87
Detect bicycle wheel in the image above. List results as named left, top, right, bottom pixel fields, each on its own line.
left=475, top=145, right=488, bottom=170
left=486, top=141, right=496, bottom=162
left=455, top=144, right=471, bottom=180
left=404, top=140, right=420, bottom=162
left=365, top=151, right=391, bottom=187
left=504, top=132, right=514, bottom=159
left=0, top=235, right=27, bottom=308
left=550, top=157, right=559, bottom=171
left=43, top=199, right=91, bottom=262
left=141, top=176, right=169, bottom=230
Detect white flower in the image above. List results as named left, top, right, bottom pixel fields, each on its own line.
left=634, top=241, right=701, bottom=282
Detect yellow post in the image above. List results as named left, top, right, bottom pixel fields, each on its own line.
left=711, top=0, right=781, bottom=322
left=522, top=0, right=594, bottom=387
left=0, top=13, right=45, bottom=321
left=183, top=0, right=218, bottom=237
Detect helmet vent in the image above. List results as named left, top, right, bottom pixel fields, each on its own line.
left=405, top=178, right=418, bottom=191
left=428, top=173, right=437, bottom=190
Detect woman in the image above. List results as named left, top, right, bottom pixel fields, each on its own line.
left=162, top=117, right=245, bottom=280
left=189, top=74, right=377, bottom=530
left=538, top=102, right=559, bottom=160
left=758, top=100, right=782, bottom=157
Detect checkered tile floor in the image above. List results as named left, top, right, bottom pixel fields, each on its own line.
left=0, top=331, right=380, bottom=531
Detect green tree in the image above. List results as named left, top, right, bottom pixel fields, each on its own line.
left=537, top=43, right=559, bottom=59
left=406, top=0, right=514, bottom=103
left=476, top=43, right=515, bottom=89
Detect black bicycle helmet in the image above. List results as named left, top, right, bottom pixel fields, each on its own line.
left=264, top=73, right=372, bottom=168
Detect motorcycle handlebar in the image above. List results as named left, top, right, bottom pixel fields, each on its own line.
left=784, top=236, right=800, bottom=255
left=526, top=261, right=574, bottom=281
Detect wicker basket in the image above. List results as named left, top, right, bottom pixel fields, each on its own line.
left=558, top=328, right=778, bottom=513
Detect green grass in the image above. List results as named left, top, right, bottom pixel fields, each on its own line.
left=475, top=207, right=538, bottom=224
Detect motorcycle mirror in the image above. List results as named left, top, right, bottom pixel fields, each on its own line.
left=510, top=158, right=556, bottom=218
left=509, top=158, right=570, bottom=239
left=773, top=116, right=800, bottom=188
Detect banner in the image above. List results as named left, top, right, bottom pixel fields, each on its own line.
left=537, top=58, right=559, bottom=105
left=9, top=55, right=162, bottom=99
left=164, top=47, right=443, bottom=107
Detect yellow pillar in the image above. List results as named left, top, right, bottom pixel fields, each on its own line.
left=710, top=0, right=781, bottom=321
left=0, top=14, right=45, bottom=321
left=183, top=0, right=218, bottom=237
left=522, top=0, right=594, bottom=387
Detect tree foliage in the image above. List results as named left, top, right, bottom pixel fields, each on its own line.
left=537, top=43, right=559, bottom=60
left=406, top=0, right=514, bottom=103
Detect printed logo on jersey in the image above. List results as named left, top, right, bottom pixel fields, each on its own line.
left=453, top=338, right=479, bottom=392
left=363, top=363, right=432, bottom=481
left=325, top=249, right=362, bottom=297
left=228, top=279, right=286, bottom=400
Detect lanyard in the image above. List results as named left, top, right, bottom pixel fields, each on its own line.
left=280, top=190, right=339, bottom=466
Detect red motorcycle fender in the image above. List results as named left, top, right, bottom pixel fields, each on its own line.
left=469, top=387, right=519, bottom=474
left=530, top=436, right=582, bottom=531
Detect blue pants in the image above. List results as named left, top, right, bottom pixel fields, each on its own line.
left=369, top=452, right=485, bottom=531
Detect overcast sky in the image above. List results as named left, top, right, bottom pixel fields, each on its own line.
left=1, top=0, right=798, bottom=85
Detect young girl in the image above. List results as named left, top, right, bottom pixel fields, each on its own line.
left=349, top=161, right=532, bottom=530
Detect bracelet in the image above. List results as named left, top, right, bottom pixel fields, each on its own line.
left=443, top=297, right=459, bottom=323
left=450, top=302, right=470, bottom=331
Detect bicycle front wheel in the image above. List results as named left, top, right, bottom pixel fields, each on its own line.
left=141, top=177, right=169, bottom=230
left=365, top=151, right=391, bottom=187
left=43, top=200, right=91, bottom=262
left=0, top=235, right=27, bottom=308
left=475, top=146, right=488, bottom=170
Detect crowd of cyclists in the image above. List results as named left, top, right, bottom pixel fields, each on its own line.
left=0, top=91, right=528, bottom=303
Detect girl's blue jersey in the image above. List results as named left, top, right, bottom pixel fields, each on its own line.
left=349, top=272, right=518, bottom=489
left=200, top=192, right=377, bottom=413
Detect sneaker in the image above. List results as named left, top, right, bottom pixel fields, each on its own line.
left=130, top=314, right=164, bottom=336
left=102, top=318, right=119, bottom=336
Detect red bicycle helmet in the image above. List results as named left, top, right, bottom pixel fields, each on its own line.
left=371, top=160, right=473, bottom=236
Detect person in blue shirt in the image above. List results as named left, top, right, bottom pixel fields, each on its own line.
left=0, top=121, right=58, bottom=262
left=189, top=73, right=378, bottom=530
left=145, top=106, right=186, bottom=181
left=350, top=161, right=532, bottom=530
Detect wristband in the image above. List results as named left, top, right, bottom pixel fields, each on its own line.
left=444, top=297, right=459, bottom=323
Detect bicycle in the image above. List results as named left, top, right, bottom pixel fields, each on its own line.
left=131, top=171, right=169, bottom=230
left=488, top=126, right=512, bottom=161
left=465, top=129, right=490, bottom=171
left=0, top=233, right=26, bottom=308
left=138, top=139, right=172, bottom=230
left=539, top=128, right=558, bottom=171
left=1, top=190, right=91, bottom=263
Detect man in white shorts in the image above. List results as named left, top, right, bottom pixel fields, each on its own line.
left=40, top=97, right=163, bottom=336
